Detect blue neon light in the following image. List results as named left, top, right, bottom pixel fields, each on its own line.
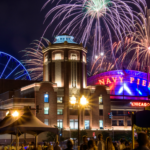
left=124, top=84, right=132, bottom=95
left=0, top=57, right=11, bottom=78
left=5, top=64, right=20, bottom=79
left=0, top=51, right=31, bottom=80
left=136, top=88, right=142, bottom=95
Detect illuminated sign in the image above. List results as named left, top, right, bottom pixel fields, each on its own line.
left=131, top=102, right=150, bottom=107
left=87, top=70, right=150, bottom=96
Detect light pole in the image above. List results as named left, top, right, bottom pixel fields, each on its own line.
left=70, top=95, right=88, bottom=150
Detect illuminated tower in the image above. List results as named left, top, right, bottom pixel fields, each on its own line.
left=42, top=34, right=87, bottom=128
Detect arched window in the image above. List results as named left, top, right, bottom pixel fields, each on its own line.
left=55, top=53, right=61, bottom=60
left=71, top=53, right=77, bottom=60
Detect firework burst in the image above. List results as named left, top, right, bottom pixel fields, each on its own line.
left=21, top=38, right=50, bottom=80
left=42, top=0, right=146, bottom=64
left=121, top=9, right=150, bottom=72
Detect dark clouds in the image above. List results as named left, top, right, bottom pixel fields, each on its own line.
left=0, top=0, right=149, bottom=60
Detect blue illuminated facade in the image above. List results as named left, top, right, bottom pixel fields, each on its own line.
left=87, top=70, right=150, bottom=97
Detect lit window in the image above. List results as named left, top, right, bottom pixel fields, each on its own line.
left=57, top=119, right=63, bottom=128
left=127, top=120, right=131, bottom=126
left=57, top=97, right=63, bottom=103
left=84, top=120, right=90, bottom=129
left=44, top=55, right=48, bottom=63
left=55, top=53, right=61, bottom=60
left=99, top=95, right=103, bottom=104
left=112, top=120, right=117, bottom=126
left=57, top=109, right=63, bottom=115
left=83, top=55, right=86, bottom=62
left=44, top=103, right=49, bottom=114
left=44, top=94, right=49, bottom=103
left=99, top=120, right=103, bottom=129
left=119, top=120, right=124, bottom=126
left=71, top=53, right=77, bottom=60
left=44, top=119, right=49, bottom=125
left=70, top=119, right=78, bottom=129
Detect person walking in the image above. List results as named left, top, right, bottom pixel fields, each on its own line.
left=97, top=134, right=105, bottom=150
left=119, top=139, right=125, bottom=150
left=105, top=137, right=115, bottom=150
left=134, top=132, right=149, bottom=150
left=54, top=142, right=60, bottom=150
left=80, top=136, right=88, bottom=150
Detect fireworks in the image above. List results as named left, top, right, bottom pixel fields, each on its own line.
left=21, top=38, right=50, bottom=80
left=43, top=0, right=146, bottom=63
left=122, top=9, right=150, bottom=72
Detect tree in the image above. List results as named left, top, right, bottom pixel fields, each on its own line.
left=46, top=131, right=56, bottom=142
left=71, top=130, right=87, bottom=142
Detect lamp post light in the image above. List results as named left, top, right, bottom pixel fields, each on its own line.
left=70, top=95, right=88, bottom=150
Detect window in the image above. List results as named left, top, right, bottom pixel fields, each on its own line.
left=99, top=110, right=103, bottom=116
left=70, top=119, right=78, bottom=129
left=44, top=119, right=49, bottom=125
left=57, top=120, right=63, bottom=128
left=44, top=103, right=49, bottom=114
left=83, top=55, right=86, bottom=62
left=85, top=120, right=90, bottom=129
left=112, top=120, right=117, bottom=126
left=99, top=95, right=103, bottom=104
left=57, top=109, right=63, bottom=115
left=99, top=120, right=103, bottom=129
left=127, top=120, right=131, bottom=126
left=112, top=111, right=117, bottom=116
left=118, top=111, right=124, bottom=115
left=55, top=53, right=61, bottom=60
left=57, top=97, right=63, bottom=103
left=71, top=53, right=77, bottom=60
left=119, top=120, right=124, bottom=126
left=44, top=94, right=49, bottom=103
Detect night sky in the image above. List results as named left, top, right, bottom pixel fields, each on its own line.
left=0, top=0, right=150, bottom=60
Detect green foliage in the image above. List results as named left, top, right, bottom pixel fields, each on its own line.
left=113, top=132, right=132, bottom=141
left=101, top=131, right=110, bottom=140
left=71, top=130, right=87, bottom=142
left=47, top=132, right=56, bottom=142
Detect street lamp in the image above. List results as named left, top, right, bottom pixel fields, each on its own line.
left=12, top=111, right=19, bottom=117
left=70, top=95, right=88, bottom=149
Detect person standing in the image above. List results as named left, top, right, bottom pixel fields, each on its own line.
left=134, top=132, right=149, bottom=150
left=87, top=140, right=95, bottom=150
left=64, top=140, right=74, bottom=150
left=105, top=137, right=115, bottom=150
left=97, top=134, right=105, bottom=150
left=80, top=136, right=88, bottom=150
left=54, top=142, right=61, bottom=150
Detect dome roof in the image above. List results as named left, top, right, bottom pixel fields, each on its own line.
left=54, top=35, right=77, bottom=44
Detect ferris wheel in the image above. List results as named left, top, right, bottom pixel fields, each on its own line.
left=0, top=51, right=31, bottom=80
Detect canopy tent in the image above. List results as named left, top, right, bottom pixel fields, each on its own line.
left=0, top=108, right=58, bottom=135
left=0, top=107, right=58, bottom=149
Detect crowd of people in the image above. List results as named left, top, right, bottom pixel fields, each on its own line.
left=1, top=132, right=149, bottom=150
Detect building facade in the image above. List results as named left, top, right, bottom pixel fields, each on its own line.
left=0, top=35, right=148, bottom=139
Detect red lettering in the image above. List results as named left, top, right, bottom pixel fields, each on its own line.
left=142, top=80, right=146, bottom=86
left=137, top=78, right=140, bottom=85
left=106, top=78, right=111, bottom=84
left=130, top=77, right=134, bottom=83
left=99, top=79, right=105, bottom=85
left=112, top=77, right=117, bottom=83
left=119, top=77, right=123, bottom=82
